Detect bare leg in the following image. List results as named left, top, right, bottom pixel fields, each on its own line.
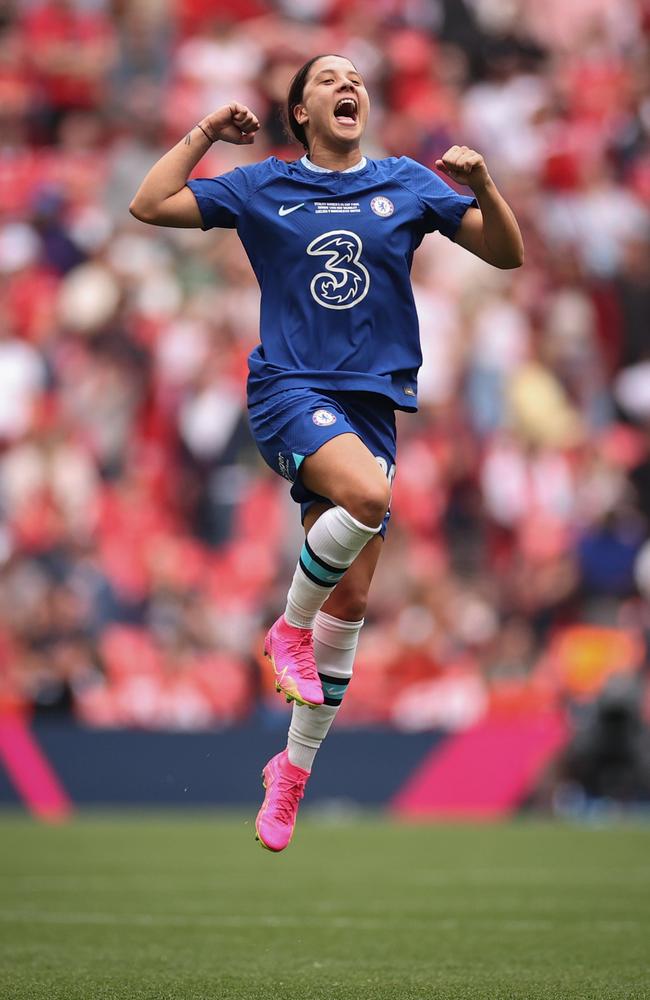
left=300, top=433, right=390, bottom=528
left=281, top=433, right=389, bottom=632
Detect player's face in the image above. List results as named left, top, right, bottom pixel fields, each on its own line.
left=294, top=56, right=369, bottom=150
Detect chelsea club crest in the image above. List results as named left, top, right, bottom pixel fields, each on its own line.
left=312, top=409, right=337, bottom=426
left=370, top=196, right=394, bottom=218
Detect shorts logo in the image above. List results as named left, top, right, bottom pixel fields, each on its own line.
left=312, top=409, right=337, bottom=427
left=277, top=453, right=292, bottom=480
left=370, top=196, right=394, bottom=218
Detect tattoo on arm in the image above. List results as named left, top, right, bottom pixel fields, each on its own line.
left=184, top=131, right=192, bottom=146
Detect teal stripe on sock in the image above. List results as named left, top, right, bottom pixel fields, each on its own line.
left=300, top=544, right=345, bottom=585
left=320, top=680, right=348, bottom=703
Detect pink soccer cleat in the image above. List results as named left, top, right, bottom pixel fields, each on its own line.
left=264, top=615, right=324, bottom=708
left=255, top=750, right=310, bottom=852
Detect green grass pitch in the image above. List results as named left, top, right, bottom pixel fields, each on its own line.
left=0, top=813, right=649, bottom=999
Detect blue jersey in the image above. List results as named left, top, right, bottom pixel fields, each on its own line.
left=187, top=155, right=475, bottom=411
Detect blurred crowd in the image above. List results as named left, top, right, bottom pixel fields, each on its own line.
left=1, top=0, right=650, bottom=798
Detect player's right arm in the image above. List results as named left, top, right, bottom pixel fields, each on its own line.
left=129, top=103, right=260, bottom=228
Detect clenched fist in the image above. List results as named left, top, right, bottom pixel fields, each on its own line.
left=436, top=145, right=490, bottom=192
left=199, top=103, right=260, bottom=145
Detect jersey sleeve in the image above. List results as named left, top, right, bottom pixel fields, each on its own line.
left=400, top=157, right=477, bottom=240
left=187, top=162, right=264, bottom=230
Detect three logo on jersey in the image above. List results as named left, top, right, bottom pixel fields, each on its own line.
left=307, top=231, right=369, bottom=310
left=277, top=197, right=394, bottom=311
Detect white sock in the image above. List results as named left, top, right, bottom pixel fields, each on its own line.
left=287, top=611, right=363, bottom=771
left=285, top=507, right=379, bottom=629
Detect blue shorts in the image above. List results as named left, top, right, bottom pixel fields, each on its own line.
left=247, top=388, right=396, bottom=536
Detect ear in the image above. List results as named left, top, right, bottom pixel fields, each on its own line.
left=293, top=104, right=308, bottom=126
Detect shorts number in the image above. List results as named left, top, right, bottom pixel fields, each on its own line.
left=375, top=456, right=396, bottom=484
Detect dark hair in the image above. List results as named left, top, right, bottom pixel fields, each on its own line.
left=284, top=54, right=354, bottom=153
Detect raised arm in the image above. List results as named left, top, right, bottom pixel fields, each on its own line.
left=129, top=103, right=260, bottom=228
left=436, top=146, right=524, bottom=270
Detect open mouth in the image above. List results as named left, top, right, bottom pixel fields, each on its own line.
left=333, top=97, right=358, bottom=126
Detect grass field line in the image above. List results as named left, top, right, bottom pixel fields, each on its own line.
left=3, top=867, right=650, bottom=890
left=0, top=909, right=451, bottom=931
left=412, top=868, right=650, bottom=886
left=0, top=908, right=642, bottom=934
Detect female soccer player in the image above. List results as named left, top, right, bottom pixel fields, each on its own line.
left=130, top=54, right=523, bottom=852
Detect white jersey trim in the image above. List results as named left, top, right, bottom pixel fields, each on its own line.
left=301, top=155, right=367, bottom=174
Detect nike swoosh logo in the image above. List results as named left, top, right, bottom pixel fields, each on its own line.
left=279, top=203, right=305, bottom=216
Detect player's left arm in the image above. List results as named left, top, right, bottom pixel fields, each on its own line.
left=436, top=146, right=524, bottom=269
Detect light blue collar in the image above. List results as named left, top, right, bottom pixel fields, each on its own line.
left=301, top=154, right=367, bottom=173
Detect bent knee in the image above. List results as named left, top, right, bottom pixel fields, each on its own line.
left=325, top=584, right=369, bottom=622
left=341, top=480, right=390, bottom=529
